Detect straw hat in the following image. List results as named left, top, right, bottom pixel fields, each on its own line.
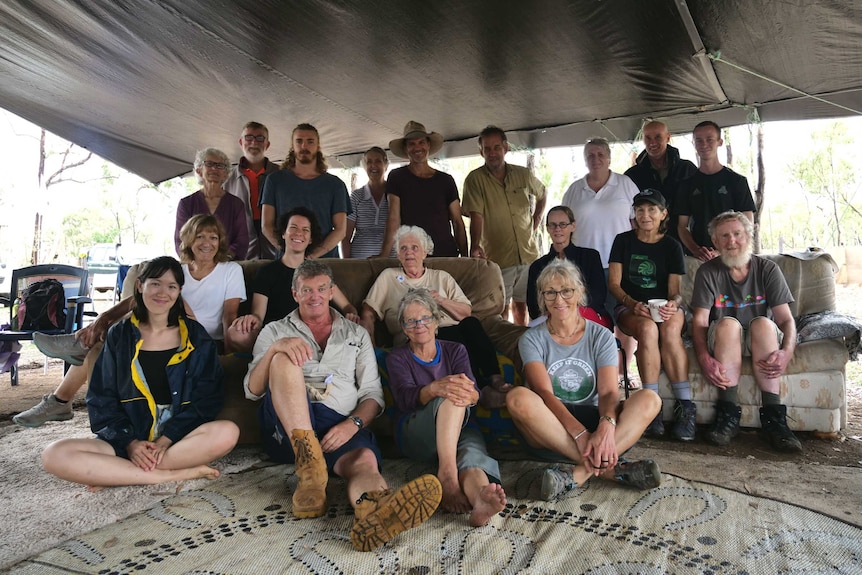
left=388, top=121, right=444, bottom=159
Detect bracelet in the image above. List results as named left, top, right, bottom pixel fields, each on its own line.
left=573, top=428, right=588, bottom=441
left=599, top=415, right=617, bottom=427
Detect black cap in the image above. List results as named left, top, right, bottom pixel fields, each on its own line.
left=633, top=188, right=667, bottom=208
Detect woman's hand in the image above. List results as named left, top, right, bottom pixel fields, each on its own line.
left=580, top=420, right=618, bottom=476
left=127, top=439, right=159, bottom=471
left=432, top=373, right=478, bottom=407
left=658, top=300, right=680, bottom=321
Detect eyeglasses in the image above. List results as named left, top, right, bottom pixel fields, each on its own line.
left=402, top=315, right=434, bottom=330
left=542, top=288, right=576, bottom=301
left=243, top=134, right=267, bottom=143
left=202, top=160, right=228, bottom=170
left=546, top=222, right=572, bottom=230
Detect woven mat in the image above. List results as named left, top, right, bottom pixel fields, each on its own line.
left=8, top=458, right=862, bottom=574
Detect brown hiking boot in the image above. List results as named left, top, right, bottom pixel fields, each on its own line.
left=289, top=429, right=328, bottom=518
left=349, top=474, right=442, bottom=552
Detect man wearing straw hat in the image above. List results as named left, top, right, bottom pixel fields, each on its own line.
left=377, top=121, right=467, bottom=258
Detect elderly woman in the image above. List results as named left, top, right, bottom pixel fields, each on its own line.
left=178, top=214, right=247, bottom=353
left=505, top=260, right=661, bottom=501
left=228, top=207, right=359, bottom=351
left=41, top=256, right=239, bottom=488
left=608, top=189, right=692, bottom=440
left=342, top=147, right=395, bottom=259
left=362, top=225, right=509, bottom=408
left=175, top=148, right=249, bottom=260
left=527, top=205, right=610, bottom=327
left=386, top=289, right=506, bottom=524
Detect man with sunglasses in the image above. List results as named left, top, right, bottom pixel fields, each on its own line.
left=224, top=121, right=280, bottom=259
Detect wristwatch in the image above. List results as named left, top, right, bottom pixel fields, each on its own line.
left=599, top=415, right=617, bottom=427
left=349, top=416, right=363, bottom=429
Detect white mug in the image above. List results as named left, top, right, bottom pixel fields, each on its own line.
left=648, top=299, right=668, bottom=322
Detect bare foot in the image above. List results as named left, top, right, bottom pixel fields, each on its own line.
left=193, top=465, right=221, bottom=481
left=469, top=483, right=506, bottom=527
left=439, top=472, right=471, bottom=513
left=86, top=485, right=105, bottom=493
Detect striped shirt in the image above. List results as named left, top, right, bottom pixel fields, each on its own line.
left=347, top=184, right=394, bottom=258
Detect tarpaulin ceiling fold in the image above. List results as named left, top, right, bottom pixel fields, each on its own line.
left=1, top=0, right=860, bottom=183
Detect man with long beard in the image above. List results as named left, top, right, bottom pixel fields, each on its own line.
left=690, top=211, right=801, bottom=452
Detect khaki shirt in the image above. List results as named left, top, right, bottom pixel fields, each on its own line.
left=462, top=163, right=546, bottom=268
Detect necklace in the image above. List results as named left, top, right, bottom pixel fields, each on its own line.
left=548, top=316, right=584, bottom=340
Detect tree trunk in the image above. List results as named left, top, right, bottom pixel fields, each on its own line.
left=754, top=123, right=765, bottom=254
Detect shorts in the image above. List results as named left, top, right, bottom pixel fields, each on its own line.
left=258, top=392, right=382, bottom=472
left=501, top=264, right=530, bottom=305
left=522, top=403, right=600, bottom=462
left=707, top=316, right=784, bottom=357
left=396, top=397, right=500, bottom=482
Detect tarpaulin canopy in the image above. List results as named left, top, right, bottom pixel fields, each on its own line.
left=1, top=0, right=860, bottom=183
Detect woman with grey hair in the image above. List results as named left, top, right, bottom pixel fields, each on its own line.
left=362, top=225, right=510, bottom=408
left=386, top=288, right=506, bottom=523
left=506, top=259, right=662, bottom=501
left=174, top=147, right=248, bottom=260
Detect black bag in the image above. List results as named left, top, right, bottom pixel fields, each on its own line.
left=17, top=279, right=67, bottom=331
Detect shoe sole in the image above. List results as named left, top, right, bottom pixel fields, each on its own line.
left=350, top=474, right=442, bottom=552
left=292, top=490, right=327, bottom=518
left=13, top=413, right=73, bottom=427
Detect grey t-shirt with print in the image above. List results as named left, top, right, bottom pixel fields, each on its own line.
left=519, top=320, right=618, bottom=407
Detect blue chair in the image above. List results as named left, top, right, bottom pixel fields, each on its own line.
left=0, top=264, right=91, bottom=386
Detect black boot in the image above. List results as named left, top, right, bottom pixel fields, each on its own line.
left=706, top=401, right=741, bottom=446
left=760, top=404, right=803, bottom=453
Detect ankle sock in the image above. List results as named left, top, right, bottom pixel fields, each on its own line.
left=718, top=386, right=738, bottom=404
left=51, top=395, right=68, bottom=404
left=671, top=381, right=692, bottom=401
left=643, top=382, right=659, bottom=393
left=761, top=391, right=781, bottom=406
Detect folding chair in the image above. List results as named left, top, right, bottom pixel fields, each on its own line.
left=617, top=338, right=634, bottom=399
left=0, top=264, right=91, bottom=386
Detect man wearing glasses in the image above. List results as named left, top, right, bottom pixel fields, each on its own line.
left=224, top=121, right=280, bottom=260
left=462, top=126, right=546, bottom=326
left=244, top=259, right=442, bottom=551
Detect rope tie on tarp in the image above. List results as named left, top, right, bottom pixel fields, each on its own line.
left=707, top=51, right=862, bottom=116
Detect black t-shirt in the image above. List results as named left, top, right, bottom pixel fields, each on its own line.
left=253, top=260, right=298, bottom=324
left=609, top=230, right=685, bottom=303
left=138, top=349, right=174, bottom=404
left=674, top=167, right=756, bottom=249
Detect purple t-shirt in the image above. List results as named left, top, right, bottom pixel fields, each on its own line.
left=175, top=190, right=249, bottom=260
left=387, top=166, right=460, bottom=257
left=385, top=340, right=477, bottom=417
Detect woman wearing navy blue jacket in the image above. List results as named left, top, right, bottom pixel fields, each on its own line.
left=42, top=256, right=238, bottom=488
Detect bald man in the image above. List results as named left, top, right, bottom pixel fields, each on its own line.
left=624, top=121, right=696, bottom=244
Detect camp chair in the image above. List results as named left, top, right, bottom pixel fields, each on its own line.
left=0, top=264, right=91, bottom=386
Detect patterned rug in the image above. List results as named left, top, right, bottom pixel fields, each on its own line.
left=8, top=459, right=862, bottom=574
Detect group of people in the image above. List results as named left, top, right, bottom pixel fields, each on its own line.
left=11, top=116, right=804, bottom=552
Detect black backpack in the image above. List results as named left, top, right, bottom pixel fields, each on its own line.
left=17, top=279, right=67, bottom=331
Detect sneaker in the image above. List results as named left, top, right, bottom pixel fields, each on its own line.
left=33, top=333, right=88, bottom=366
left=350, top=474, right=442, bottom=552
left=644, top=412, right=665, bottom=438
left=541, top=465, right=576, bottom=500
left=613, top=459, right=661, bottom=489
left=671, top=400, right=697, bottom=442
left=706, top=401, right=741, bottom=446
left=13, top=394, right=73, bottom=427
left=760, top=405, right=803, bottom=453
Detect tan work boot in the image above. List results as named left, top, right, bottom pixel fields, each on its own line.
left=289, top=429, right=328, bottom=518
left=350, top=474, right=442, bottom=552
